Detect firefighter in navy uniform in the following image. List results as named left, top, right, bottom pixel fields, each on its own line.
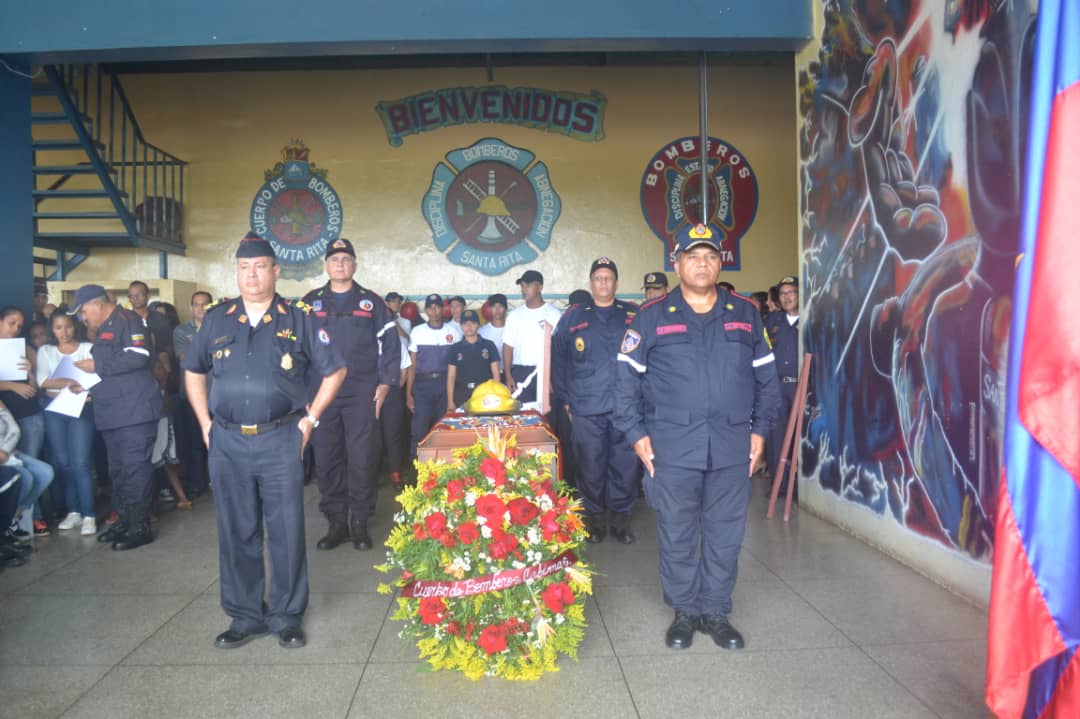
left=764, top=275, right=801, bottom=494
left=614, top=224, right=780, bottom=651
left=71, top=285, right=163, bottom=551
left=301, top=238, right=400, bottom=552
left=184, top=234, right=346, bottom=651
left=552, top=258, right=640, bottom=544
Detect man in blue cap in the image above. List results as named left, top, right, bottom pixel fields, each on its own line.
left=765, top=275, right=800, bottom=494
left=553, top=258, right=640, bottom=543
left=184, top=232, right=346, bottom=650
left=71, top=284, right=163, bottom=551
left=614, top=223, right=780, bottom=651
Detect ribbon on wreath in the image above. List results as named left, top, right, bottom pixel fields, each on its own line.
left=401, top=549, right=579, bottom=599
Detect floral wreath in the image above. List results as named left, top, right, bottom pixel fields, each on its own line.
left=377, top=427, right=592, bottom=680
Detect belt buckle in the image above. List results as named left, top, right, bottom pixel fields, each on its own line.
left=240, top=424, right=258, bottom=436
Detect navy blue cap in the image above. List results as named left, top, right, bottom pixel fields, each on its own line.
left=460, top=309, right=481, bottom=324
left=325, top=237, right=355, bottom=259
left=778, top=275, right=799, bottom=289
left=486, top=293, right=508, bottom=307
left=67, top=284, right=108, bottom=314
left=643, top=272, right=668, bottom=289
left=674, top=224, right=720, bottom=253
left=424, top=293, right=443, bottom=308
left=516, top=269, right=544, bottom=285
left=589, top=257, right=618, bottom=278
left=236, top=231, right=275, bottom=259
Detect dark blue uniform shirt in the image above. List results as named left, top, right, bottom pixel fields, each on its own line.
left=90, top=306, right=164, bottom=431
left=448, top=337, right=499, bottom=406
left=301, top=282, right=401, bottom=398
left=613, top=288, right=781, bottom=470
left=765, top=310, right=800, bottom=381
left=552, top=299, right=638, bottom=416
left=182, top=294, right=344, bottom=425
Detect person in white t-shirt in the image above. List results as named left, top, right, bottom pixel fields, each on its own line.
left=478, top=293, right=508, bottom=363
left=502, top=270, right=562, bottom=405
left=444, top=295, right=466, bottom=337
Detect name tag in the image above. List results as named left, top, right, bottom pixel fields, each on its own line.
left=656, top=324, right=687, bottom=336
left=724, top=322, right=753, bottom=333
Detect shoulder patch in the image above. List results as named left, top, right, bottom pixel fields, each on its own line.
left=620, top=329, right=642, bottom=354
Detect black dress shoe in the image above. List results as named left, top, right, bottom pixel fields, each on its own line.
left=0, top=543, right=28, bottom=567
left=316, top=521, right=349, bottom=551
left=112, top=526, right=154, bottom=551
left=665, top=611, right=696, bottom=649
left=611, top=528, right=636, bottom=545
left=350, top=520, right=372, bottom=551
left=215, top=629, right=266, bottom=649
left=586, top=523, right=606, bottom=544
left=97, top=523, right=127, bottom=543
left=698, top=614, right=745, bottom=650
left=278, top=626, right=306, bottom=649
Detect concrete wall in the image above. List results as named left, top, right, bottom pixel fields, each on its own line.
left=50, top=62, right=798, bottom=305
left=795, top=0, right=1035, bottom=605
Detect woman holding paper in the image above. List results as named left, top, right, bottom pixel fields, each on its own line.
left=37, top=312, right=97, bottom=535
left=0, top=306, right=49, bottom=537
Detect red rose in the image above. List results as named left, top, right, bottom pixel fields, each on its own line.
left=475, top=494, right=507, bottom=527
left=540, top=510, right=562, bottom=541
left=505, top=446, right=520, bottom=459
left=541, top=582, right=575, bottom=614
left=456, top=521, right=479, bottom=544
left=488, top=528, right=519, bottom=560
left=446, top=621, right=462, bottom=636
left=418, top=597, right=448, bottom=625
left=445, top=479, right=465, bottom=502
left=424, top=512, right=448, bottom=537
left=422, top=479, right=437, bottom=493
left=463, top=475, right=477, bottom=487
left=477, top=624, right=508, bottom=655
left=507, top=497, right=540, bottom=526
left=479, top=456, right=508, bottom=487
left=438, top=532, right=457, bottom=548
left=413, top=523, right=427, bottom=540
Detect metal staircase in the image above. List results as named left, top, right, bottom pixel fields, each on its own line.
left=32, top=65, right=187, bottom=280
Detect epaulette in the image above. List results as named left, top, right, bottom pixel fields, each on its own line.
left=205, top=297, right=236, bottom=315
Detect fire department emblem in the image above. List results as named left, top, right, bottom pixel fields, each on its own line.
left=422, top=138, right=561, bottom=275
left=250, top=140, right=344, bottom=280
left=640, top=136, right=759, bottom=271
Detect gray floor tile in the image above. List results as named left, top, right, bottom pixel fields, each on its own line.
left=123, top=592, right=393, bottom=665
left=0, top=548, right=87, bottom=595
left=746, top=529, right=916, bottom=581
left=350, top=657, right=636, bottom=718
left=787, top=573, right=988, bottom=645
left=0, top=664, right=109, bottom=719
left=61, top=665, right=363, bottom=719
left=620, top=648, right=938, bottom=719
left=864, top=639, right=988, bottom=719
left=599, top=579, right=851, bottom=657
left=0, top=594, right=192, bottom=665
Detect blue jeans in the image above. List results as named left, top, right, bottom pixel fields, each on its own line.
left=14, top=452, right=54, bottom=513
left=17, top=412, right=45, bottom=458
left=45, top=405, right=96, bottom=517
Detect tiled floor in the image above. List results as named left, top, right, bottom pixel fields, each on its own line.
left=0, top=480, right=989, bottom=719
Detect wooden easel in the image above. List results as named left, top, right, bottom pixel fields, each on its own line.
left=766, top=352, right=812, bottom=522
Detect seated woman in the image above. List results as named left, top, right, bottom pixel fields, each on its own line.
left=0, top=399, right=53, bottom=546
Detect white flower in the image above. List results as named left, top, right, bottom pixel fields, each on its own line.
left=527, top=528, right=541, bottom=545
left=555, top=614, right=565, bottom=625
left=393, top=511, right=405, bottom=523
left=464, top=493, right=477, bottom=506
left=538, top=495, right=554, bottom=511
left=481, top=525, right=493, bottom=539
left=512, top=561, right=525, bottom=569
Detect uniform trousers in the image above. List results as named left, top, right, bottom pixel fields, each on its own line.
left=410, top=377, right=446, bottom=458
left=570, top=412, right=638, bottom=526
left=101, top=421, right=157, bottom=517
left=209, top=420, right=307, bottom=634
left=644, top=461, right=750, bottom=616
left=312, top=389, right=378, bottom=524
left=378, top=385, right=408, bottom=475
left=766, top=382, right=797, bottom=480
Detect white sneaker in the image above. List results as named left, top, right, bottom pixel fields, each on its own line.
left=80, top=517, right=97, bottom=536
left=58, top=512, right=82, bottom=531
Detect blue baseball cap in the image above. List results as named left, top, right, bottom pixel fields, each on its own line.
left=674, top=224, right=720, bottom=254
left=460, top=309, right=481, bottom=324
left=67, top=285, right=108, bottom=314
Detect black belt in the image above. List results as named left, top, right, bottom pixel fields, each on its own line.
left=216, top=411, right=301, bottom=436
left=417, top=372, right=445, bottom=380
left=782, top=376, right=799, bottom=384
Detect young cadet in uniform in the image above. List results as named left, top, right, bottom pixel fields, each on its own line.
left=552, top=258, right=640, bottom=544
left=301, top=238, right=400, bottom=552
left=614, top=224, right=780, bottom=651
left=502, top=270, right=562, bottom=404
left=447, top=309, right=500, bottom=410
left=765, top=275, right=800, bottom=491
left=380, top=291, right=412, bottom=488
left=71, top=285, right=164, bottom=551
left=643, top=272, right=669, bottom=301
left=184, top=234, right=346, bottom=651
left=406, top=294, right=462, bottom=458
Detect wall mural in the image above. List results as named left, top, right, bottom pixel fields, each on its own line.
left=639, top=136, right=759, bottom=271
left=798, top=0, right=1034, bottom=561
left=421, top=137, right=561, bottom=276
left=250, top=140, right=344, bottom=280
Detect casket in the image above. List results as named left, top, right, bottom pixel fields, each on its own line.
left=417, top=411, right=560, bottom=479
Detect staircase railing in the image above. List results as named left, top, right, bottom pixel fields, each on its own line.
left=45, top=64, right=187, bottom=249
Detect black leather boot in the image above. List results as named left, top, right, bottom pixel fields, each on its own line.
left=316, top=519, right=350, bottom=550
left=97, top=508, right=128, bottom=543
left=112, top=509, right=154, bottom=551
left=350, top=516, right=372, bottom=551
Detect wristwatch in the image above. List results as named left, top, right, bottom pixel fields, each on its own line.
left=303, top=414, right=320, bottom=428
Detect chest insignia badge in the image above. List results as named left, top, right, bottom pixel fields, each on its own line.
left=281, top=352, right=293, bottom=371
left=575, top=337, right=585, bottom=352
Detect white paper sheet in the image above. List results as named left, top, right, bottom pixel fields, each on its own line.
left=45, top=386, right=89, bottom=418
left=0, top=338, right=27, bottom=381
left=49, top=355, right=101, bottom=389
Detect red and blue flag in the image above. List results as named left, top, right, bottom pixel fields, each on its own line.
left=986, top=0, right=1080, bottom=717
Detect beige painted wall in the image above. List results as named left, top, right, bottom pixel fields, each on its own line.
left=52, top=62, right=797, bottom=304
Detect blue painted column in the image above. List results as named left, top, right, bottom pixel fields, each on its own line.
left=0, top=57, right=33, bottom=319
